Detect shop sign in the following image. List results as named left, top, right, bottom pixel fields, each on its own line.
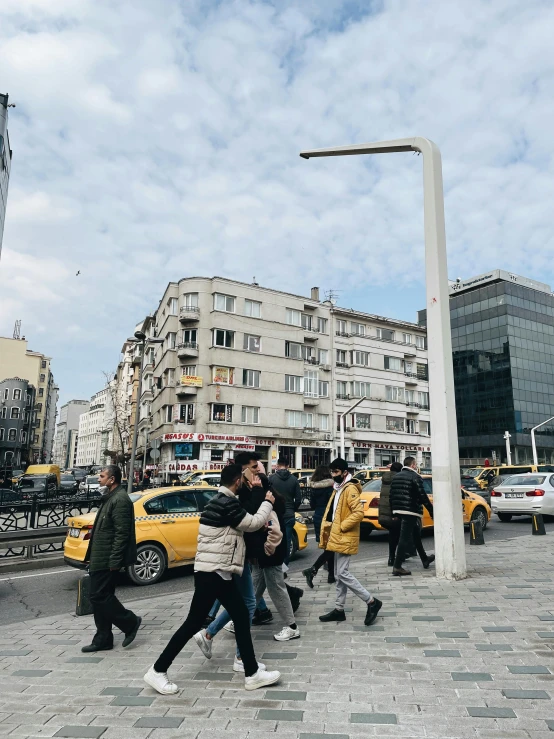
left=213, top=367, right=234, bottom=385
left=279, top=439, right=332, bottom=448
left=352, top=442, right=431, bottom=451
left=180, top=375, right=203, bottom=387
left=252, top=438, right=276, bottom=446
left=164, top=460, right=226, bottom=472
left=163, top=433, right=252, bottom=443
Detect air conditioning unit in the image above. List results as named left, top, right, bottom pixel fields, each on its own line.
left=325, top=433, right=333, bottom=441
left=321, top=364, right=331, bottom=371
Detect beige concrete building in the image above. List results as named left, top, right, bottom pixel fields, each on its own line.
left=0, top=336, right=58, bottom=463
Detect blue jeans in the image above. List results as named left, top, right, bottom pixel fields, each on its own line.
left=207, top=565, right=257, bottom=658
left=283, top=515, right=296, bottom=565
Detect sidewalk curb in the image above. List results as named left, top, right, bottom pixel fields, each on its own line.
left=0, top=553, right=65, bottom=574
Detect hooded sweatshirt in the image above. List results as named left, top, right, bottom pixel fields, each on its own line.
left=269, top=468, right=302, bottom=517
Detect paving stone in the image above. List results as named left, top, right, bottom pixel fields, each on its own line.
left=193, top=672, right=235, bottom=680
left=503, top=595, right=532, bottom=599
left=483, top=626, right=516, bottom=632
left=110, top=696, right=154, bottom=706
left=100, top=688, right=143, bottom=696
left=508, top=666, right=551, bottom=674
left=435, top=632, right=469, bottom=638
left=502, top=689, right=551, bottom=699
left=452, top=672, right=493, bottom=682
left=469, top=607, right=500, bottom=612
left=257, top=709, right=303, bottom=721
left=134, top=717, right=184, bottom=728
left=0, top=649, right=31, bottom=656
left=546, top=719, right=554, bottom=730
left=538, top=616, right=554, bottom=621
left=475, top=644, right=513, bottom=651
left=468, top=588, right=496, bottom=592
left=385, top=637, right=419, bottom=643
left=265, top=690, right=306, bottom=701
left=350, top=712, right=397, bottom=724
left=299, top=734, right=349, bottom=739
left=12, top=670, right=51, bottom=677
left=412, top=616, right=444, bottom=621
left=66, top=657, right=104, bottom=664
left=261, top=653, right=297, bottom=660
left=467, top=707, right=517, bottom=718
left=537, top=633, right=554, bottom=638
left=424, top=650, right=461, bottom=657
left=54, top=728, right=108, bottom=738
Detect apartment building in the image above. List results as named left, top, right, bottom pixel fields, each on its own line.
left=331, top=307, right=431, bottom=468
left=0, top=378, right=36, bottom=470
left=141, top=277, right=431, bottom=478
left=52, top=399, right=90, bottom=468
left=0, top=337, right=58, bottom=463
left=75, top=385, right=114, bottom=468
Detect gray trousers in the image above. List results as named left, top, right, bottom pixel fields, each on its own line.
left=334, top=553, right=371, bottom=611
left=252, top=564, right=295, bottom=626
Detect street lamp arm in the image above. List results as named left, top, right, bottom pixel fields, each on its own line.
left=530, top=415, right=554, bottom=466
left=531, top=416, right=554, bottom=434
left=299, top=137, right=440, bottom=160
left=339, top=396, right=367, bottom=460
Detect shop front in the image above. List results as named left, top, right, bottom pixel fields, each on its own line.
left=352, top=441, right=431, bottom=468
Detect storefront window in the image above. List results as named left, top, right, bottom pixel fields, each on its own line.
left=302, top=447, right=331, bottom=468
left=354, top=450, right=369, bottom=464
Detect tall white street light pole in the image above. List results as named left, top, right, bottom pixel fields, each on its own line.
left=300, top=137, right=466, bottom=580
left=531, top=416, right=554, bottom=466
left=339, top=397, right=367, bottom=461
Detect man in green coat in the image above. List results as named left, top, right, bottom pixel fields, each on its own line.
left=82, top=465, right=141, bottom=652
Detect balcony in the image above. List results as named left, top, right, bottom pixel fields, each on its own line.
left=335, top=331, right=349, bottom=337
left=404, top=373, right=418, bottom=385
left=336, top=362, right=349, bottom=368
left=336, top=393, right=349, bottom=400
left=304, top=357, right=319, bottom=366
left=176, top=383, right=198, bottom=396
left=303, top=394, right=320, bottom=407
left=320, top=364, right=331, bottom=371
left=179, top=306, right=200, bottom=322
left=177, top=342, right=199, bottom=360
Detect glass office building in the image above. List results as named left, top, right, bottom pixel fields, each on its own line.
left=449, top=270, right=554, bottom=464
left=0, top=93, right=12, bottom=260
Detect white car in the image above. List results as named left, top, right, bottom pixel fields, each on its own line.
left=491, top=473, right=554, bottom=521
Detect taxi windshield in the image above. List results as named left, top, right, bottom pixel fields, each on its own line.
left=464, top=469, right=483, bottom=478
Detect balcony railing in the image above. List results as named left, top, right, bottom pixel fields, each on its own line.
left=179, top=306, right=200, bottom=321
left=336, top=393, right=349, bottom=400
left=336, top=362, right=349, bottom=368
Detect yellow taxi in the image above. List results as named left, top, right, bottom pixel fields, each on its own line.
left=359, top=475, right=491, bottom=534
left=466, top=464, right=554, bottom=490
left=183, top=471, right=222, bottom=487
left=353, top=468, right=388, bottom=484
left=64, top=486, right=308, bottom=586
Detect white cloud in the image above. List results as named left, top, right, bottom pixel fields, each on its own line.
left=1, top=0, right=554, bottom=402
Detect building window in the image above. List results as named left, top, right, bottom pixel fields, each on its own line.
left=351, top=322, right=365, bottom=336
left=167, top=297, right=178, bottom=315
left=318, top=381, right=329, bottom=398
left=167, top=332, right=177, bottom=349
left=41, top=360, right=47, bottom=369
left=304, top=370, right=318, bottom=397
left=213, top=329, right=234, bottom=348
left=418, top=391, right=430, bottom=408
left=285, top=341, right=302, bottom=359
left=386, top=417, right=405, bottom=432
left=317, top=317, right=328, bottom=333
left=301, top=313, right=313, bottom=330
left=384, top=356, right=403, bottom=371
left=285, top=375, right=302, bottom=393
left=351, top=381, right=370, bottom=398
left=167, top=368, right=175, bottom=385
left=416, top=335, right=426, bottom=349
left=182, top=328, right=197, bottom=345
left=40, top=374, right=46, bottom=383
left=303, top=345, right=315, bottom=362
left=213, top=366, right=234, bottom=384
left=336, top=381, right=348, bottom=399
left=0, top=429, right=3, bottom=441
left=336, top=319, right=347, bottom=336
left=210, top=449, right=224, bottom=461
left=402, top=333, right=412, bottom=344
left=405, top=389, right=415, bottom=404
left=34, top=435, right=39, bottom=443
left=11, top=407, right=20, bottom=419
left=179, top=403, right=195, bottom=424
left=241, top=406, right=259, bottom=424
left=416, top=363, right=429, bottom=380
left=2, top=389, right=8, bottom=400
left=244, top=299, right=261, bottom=318
left=386, top=386, right=405, bottom=402
left=286, top=410, right=313, bottom=428
left=244, top=334, right=261, bottom=353
left=182, top=365, right=197, bottom=376
left=419, top=420, right=430, bottom=435
left=183, top=292, right=199, bottom=307
left=319, top=414, right=329, bottom=431
left=13, top=388, right=21, bottom=400
left=165, top=405, right=173, bottom=423
left=20, top=430, right=27, bottom=443
left=211, top=404, right=233, bottom=422
left=318, top=349, right=329, bottom=364
left=243, top=369, right=260, bottom=388
left=355, top=413, right=371, bottom=429
left=377, top=327, right=395, bottom=341
left=352, top=351, right=369, bottom=366
left=336, top=350, right=347, bottom=365
left=0, top=407, right=5, bottom=419
left=214, top=293, right=235, bottom=313
left=8, top=429, right=16, bottom=441
left=286, top=308, right=302, bottom=326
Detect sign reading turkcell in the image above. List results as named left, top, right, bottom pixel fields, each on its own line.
left=449, top=269, right=551, bottom=296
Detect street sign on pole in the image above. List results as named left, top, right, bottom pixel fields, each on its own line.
left=151, top=439, right=161, bottom=450
left=149, top=449, right=161, bottom=461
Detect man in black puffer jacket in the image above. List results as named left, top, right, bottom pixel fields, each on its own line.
left=389, top=456, right=434, bottom=576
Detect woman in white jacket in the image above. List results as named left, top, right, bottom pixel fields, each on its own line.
left=144, top=464, right=281, bottom=694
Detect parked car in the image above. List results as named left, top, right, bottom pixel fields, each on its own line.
left=64, top=486, right=308, bottom=585
left=0, top=488, right=23, bottom=505
left=17, top=474, right=58, bottom=498
left=59, top=474, right=79, bottom=495
left=85, top=475, right=101, bottom=494
left=491, top=473, right=554, bottom=521
left=183, top=472, right=222, bottom=488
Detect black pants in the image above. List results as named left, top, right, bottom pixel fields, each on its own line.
left=387, top=520, right=401, bottom=563
left=394, top=516, right=428, bottom=569
left=89, top=569, right=138, bottom=647
left=154, top=571, right=258, bottom=677
left=312, top=548, right=334, bottom=574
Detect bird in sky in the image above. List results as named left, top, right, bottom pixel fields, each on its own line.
left=76, top=271, right=80, bottom=276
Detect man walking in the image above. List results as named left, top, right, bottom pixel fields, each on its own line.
left=378, top=461, right=404, bottom=566
left=269, top=457, right=301, bottom=565
left=389, top=456, right=435, bottom=576
left=319, top=458, right=382, bottom=626
left=82, top=465, right=141, bottom=652
left=144, top=464, right=281, bottom=693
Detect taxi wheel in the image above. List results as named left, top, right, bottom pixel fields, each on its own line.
left=470, top=506, right=488, bottom=530
left=127, top=543, right=167, bottom=586
left=288, top=531, right=299, bottom=561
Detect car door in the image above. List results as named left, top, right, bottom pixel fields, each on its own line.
left=143, top=491, right=200, bottom=560
left=421, top=478, right=434, bottom=528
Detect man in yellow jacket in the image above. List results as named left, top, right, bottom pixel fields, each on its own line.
left=319, top=458, right=382, bottom=626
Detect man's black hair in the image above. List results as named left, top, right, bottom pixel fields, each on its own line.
left=221, top=464, right=243, bottom=488
left=103, top=465, right=122, bottom=485
left=330, top=457, right=348, bottom=472
left=390, top=461, right=403, bottom=473
left=277, top=457, right=289, bottom=466
left=234, top=451, right=261, bottom=467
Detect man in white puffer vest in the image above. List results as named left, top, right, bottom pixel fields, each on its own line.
left=144, top=464, right=281, bottom=694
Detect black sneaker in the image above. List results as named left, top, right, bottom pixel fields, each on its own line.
left=423, top=554, right=435, bottom=569
left=252, top=608, right=273, bottom=625
left=302, top=567, right=316, bottom=589
left=327, top=575, right=336, bottom=584
left=364, top=598, right=382, bottom=626
left=122, top=616, right=142, bottom=648
left=81, top=643, right=113, bottom=653
left=319, top=609, right=346, bottom=623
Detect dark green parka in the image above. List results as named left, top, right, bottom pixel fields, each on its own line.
left=378, top=470, right=397, bottom=529
left=85, top=485, right=137, bottom=572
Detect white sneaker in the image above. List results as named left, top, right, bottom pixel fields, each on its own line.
left=273, top=626, right=301, bottom=642
left=233, top=655, right=265, bottom=673
left=193, top=629, right=213, bottom=659
left=244, top=668, right=281, bottom=691
left=144, top=666, right=179, bottom=695
left=223, top=621, right=235, bottom=633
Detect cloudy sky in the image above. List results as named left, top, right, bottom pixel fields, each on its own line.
left=1, top=0, right=553, bottom=405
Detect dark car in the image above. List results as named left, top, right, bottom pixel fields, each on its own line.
left=0, top=488, right=23, bottom=505
left=59, top=474, right=79, bottom=495
left=17, top=474, right=58, bottom=499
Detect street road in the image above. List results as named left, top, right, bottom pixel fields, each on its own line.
left=0, top=515, right=548, bottom=627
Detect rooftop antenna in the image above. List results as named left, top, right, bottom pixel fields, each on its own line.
left=13, top=320, right=21, bottom=340
left=324, top=289, right=340, bottom=306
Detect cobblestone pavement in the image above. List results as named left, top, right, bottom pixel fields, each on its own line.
left=2, top=532, right=554, bottom=738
